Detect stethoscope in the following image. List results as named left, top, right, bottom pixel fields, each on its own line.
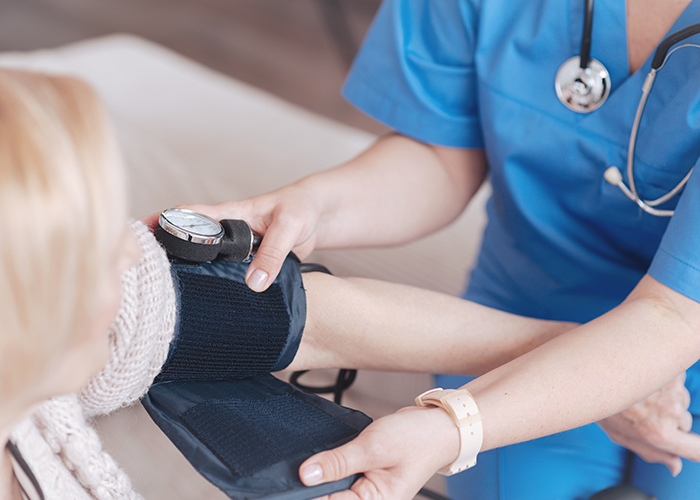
left=554, top=0, right=700, bottom=216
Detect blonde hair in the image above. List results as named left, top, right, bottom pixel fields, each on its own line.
left=0, top=69, right=127, bottom=401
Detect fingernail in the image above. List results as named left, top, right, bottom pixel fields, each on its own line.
left=246, top=269, right=268, bottom=292
left=668, top=462, right=682, bottom=477
left=301, top=464, right=323, bottom=485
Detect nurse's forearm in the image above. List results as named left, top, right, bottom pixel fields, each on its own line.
left=300, top=133, right=487, bottom=249
left=466, top=274, right=700, bottom=452
left=289, top=272, right=576, bottom=374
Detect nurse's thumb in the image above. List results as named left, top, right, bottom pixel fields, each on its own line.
left=245, top=218, right=305, bottom=292
left=299, top=441, right=377, bottom=487
left=245, top=241, right=285, bottom=292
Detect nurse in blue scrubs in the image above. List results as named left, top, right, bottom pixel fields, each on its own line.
left=193, top=0, right=700, bottom=499
left=339, top=0, right=700, bottom=498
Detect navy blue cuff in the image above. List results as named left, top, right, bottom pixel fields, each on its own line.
left=143, top=375, right=371, bottom=500
left=157, top=256, right=306, bottom=383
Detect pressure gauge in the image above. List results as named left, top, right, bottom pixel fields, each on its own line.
left=156, top=208, right=260, bottom=263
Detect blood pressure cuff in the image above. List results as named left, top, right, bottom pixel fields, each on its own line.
left=143, top=375, right=371, bottom=500
left=157, top=257, right=307, bottom=382
left=143, top=256, right=373, bottom=499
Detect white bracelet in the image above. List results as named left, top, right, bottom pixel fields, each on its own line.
left=415, top=388, right=483, bottom=475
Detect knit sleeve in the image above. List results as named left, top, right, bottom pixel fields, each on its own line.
left=28, top=394, right=144, bottom=500
left=79, top=221, right=176, bottom=416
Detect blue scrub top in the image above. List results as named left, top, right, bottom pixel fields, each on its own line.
left=344, top=0, right=700, bottom=325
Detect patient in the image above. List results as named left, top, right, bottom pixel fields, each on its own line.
left=0, top=65, right=357, bottom=500
left=0, top=67, right=175, bottom=500
left=0, top=65, right=368, bottom=500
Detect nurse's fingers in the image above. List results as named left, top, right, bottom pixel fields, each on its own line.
left=300, top=438, right=382, bottom=489
left=140, top=203, right=230, bottom=234
left=605, top=429, right=683, bottom=476
left=303, top=407, right=457, bottom=500
left=657, top=428, right=700, bottom=464
left=315, top=484, right=367, bottom=500
left=157, top=201, right=316, bottom=291
left=175, top=203, right=224, bottom=218
left=329, top=478, right=383, bottom=500
left=615, top=425, right=700, bottom=477
left=679, top=411, right=694, bottom=433
left=138, top=211, right=160, bottom=231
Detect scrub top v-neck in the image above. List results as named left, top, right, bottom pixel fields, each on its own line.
left=343, top=0, right=700, bottom=403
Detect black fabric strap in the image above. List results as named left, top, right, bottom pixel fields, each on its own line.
left=180, top=393, right=356, bottom=478
left=157, top=256, right=306, bottom=383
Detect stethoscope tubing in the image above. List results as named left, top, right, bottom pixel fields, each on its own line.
left=559, top=2, right=700, bottom=216
left=580, top=0, right=594, bottom=69
left=558, top=1, right=700, bottom=216
left=607, top=42, right=700, bottom=216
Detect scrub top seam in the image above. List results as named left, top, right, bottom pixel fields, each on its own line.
left=479, top=80, right=630, bottom=151
left=343, top=77, right=485, bottom=148
left=655, top=246, right=700, bottom=275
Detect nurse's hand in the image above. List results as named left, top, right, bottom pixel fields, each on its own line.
left=138, top=185, right=321, bottom=292
left=185, top=191, right=319, bottom=291
left=598, top=373, right=700, bottom=476
left=300, top=406, right=459, bottom=500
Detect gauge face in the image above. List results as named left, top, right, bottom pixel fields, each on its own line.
left=161, top=208, right=223, bottom=238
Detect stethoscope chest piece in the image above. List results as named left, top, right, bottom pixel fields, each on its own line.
left=555, top=56, right=611, bottom=113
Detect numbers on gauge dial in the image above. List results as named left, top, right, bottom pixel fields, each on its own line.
left=164, top=210, right=222, bottom=237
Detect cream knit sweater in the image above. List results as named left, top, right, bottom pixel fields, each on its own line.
left=10, top=221, right=177, bottom=500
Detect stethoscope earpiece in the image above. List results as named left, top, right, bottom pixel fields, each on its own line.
left=604, top=166, right=676, bottom=217
left=603, top=166, right=623, bottom=186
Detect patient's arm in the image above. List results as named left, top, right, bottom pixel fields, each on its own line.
left=122, top=220, right=573, bottom=381
left=289, top=272, right=576, bottom=376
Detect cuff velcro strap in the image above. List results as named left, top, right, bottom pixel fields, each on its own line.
left=156, top=256, right=305, bottom=383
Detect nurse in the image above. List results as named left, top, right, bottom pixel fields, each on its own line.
left=192, top=0, right=700, bottom=499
